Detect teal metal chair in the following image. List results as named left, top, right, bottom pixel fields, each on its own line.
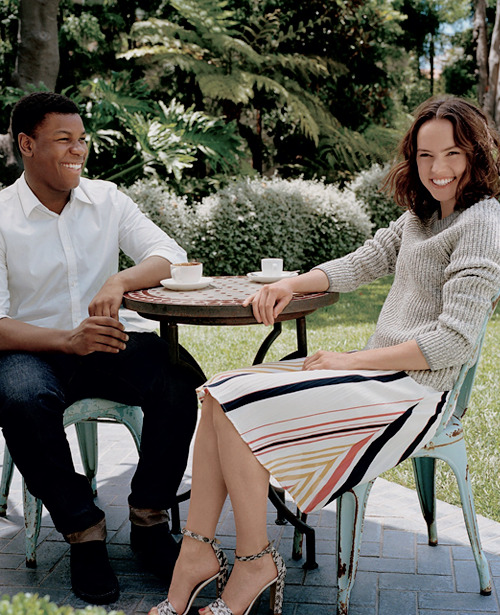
left=335, top=290, right=500, bottom=615
left=0, top=398, right=144, bottom=567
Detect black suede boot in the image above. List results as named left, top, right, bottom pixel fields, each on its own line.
left=130, top=522, right=180, bottom=584
left=70, top=541, right=119, bottom=604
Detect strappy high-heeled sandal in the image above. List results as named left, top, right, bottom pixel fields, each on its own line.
left=153, top=528, right=229, bottom=615
left=202, top=542, right=286, bottom=615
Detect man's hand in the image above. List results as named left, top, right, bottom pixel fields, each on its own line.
left=65, top=316, right=129, bottom=355
left=88, top=277, right=126, bottom=320
left=242, top=280, right=294, bottom=326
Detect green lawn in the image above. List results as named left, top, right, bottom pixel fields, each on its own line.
left=178, top=277, right=500, bottom=523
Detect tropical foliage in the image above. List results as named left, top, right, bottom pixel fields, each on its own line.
left=0, top=0, right=492, bottom=185
left=63, top=72, right=244, bottom=188
left=122, top=0, right=367, bottom=177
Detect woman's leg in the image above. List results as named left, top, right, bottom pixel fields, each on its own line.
left=153, top=395, right=228, bottom=614
left=200, top=400, right=278, bottom=615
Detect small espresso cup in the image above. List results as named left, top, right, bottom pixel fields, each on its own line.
left=261, top=258, right=283, bottom=277
left=171, top=261, right=203, bottom=283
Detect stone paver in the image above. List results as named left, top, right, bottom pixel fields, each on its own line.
left=1, top=421, right=500, bottom=615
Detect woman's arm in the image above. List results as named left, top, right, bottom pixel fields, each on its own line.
left=243, top=269, right=330, bottom=326
left=303, top=339, right=429, bottom=372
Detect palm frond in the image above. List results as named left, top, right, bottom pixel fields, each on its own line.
left=267, top=53, right=331, bottom=81
left=169, top=0, right=238, bottom=34
left=157, top=100, right=244, bottom=172
left=253, top=74, right=320, bottom=144
left=198, top=72, right=254, bottom=104
left=128, top=18, right=204, bottom=48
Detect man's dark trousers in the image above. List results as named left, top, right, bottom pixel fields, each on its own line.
left=0, top=332, right=202, bottom=536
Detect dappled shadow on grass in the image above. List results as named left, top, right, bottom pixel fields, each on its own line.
left=295, top=275, right=393, bottom=329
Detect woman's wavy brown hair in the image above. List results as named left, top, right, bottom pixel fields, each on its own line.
left=384, top=96, right=500, bottom=221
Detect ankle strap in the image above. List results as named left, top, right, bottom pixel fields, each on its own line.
left=181, top=528, right=218, bottom=546
left=235, top=541, right=273, bottom=561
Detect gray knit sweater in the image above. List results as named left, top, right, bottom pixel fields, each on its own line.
left=314, top=198, right=500, bottom=391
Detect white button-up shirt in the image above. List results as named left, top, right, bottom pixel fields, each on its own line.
left=0, top=174, right=187, bottom=330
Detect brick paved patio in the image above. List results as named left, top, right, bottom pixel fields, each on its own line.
left=1, top=420, right=499, bottom=615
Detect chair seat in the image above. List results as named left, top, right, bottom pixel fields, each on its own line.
left=421, top=415, right=464, bottom=450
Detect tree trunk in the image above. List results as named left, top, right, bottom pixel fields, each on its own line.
left=429, top=35, right=435, bottom=96
left=0, top=133, right=23, bottom=184
left=485, top=0, right=500, bottom=126
left=474, top=0, right=488, bottom=107
left=12, top=0, right=61, bottom=90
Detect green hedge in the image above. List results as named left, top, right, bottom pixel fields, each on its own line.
left=123, top=175, right=373, bottom=276
left=0, top=593, right=124, bottom=615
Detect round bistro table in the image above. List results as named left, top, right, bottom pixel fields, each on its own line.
left=122, top=275, right=339, bottom=569
left=123, top=275, right=339, bottom=366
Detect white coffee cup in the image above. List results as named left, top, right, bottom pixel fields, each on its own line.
left=261, top=258, right=283, bottom=277
left=171, top=262, right=203, bottom=283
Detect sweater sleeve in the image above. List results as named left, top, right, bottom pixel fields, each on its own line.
left=312, top=212, right=408, bottom=292
left=416, top=205, right=500, bottom=370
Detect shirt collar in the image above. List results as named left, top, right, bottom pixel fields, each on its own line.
left=18, top=173, right=93, bottom=217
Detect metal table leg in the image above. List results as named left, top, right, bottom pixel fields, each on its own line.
left=160, top=321, right=180, bottom=363
left=258, top=316, right=317, bottom=568
left=252, top=323, right=282, bottom=365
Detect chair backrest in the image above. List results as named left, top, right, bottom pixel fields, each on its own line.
left=436, top=289, right=500, bottom=432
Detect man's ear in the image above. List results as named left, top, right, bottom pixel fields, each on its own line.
left=18, top=132, right=34, bottom=157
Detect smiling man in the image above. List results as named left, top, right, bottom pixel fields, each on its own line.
left=0, top=92, right=203, bottom=604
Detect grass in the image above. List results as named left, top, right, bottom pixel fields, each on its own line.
left=177, top=276, right=500, bottom=523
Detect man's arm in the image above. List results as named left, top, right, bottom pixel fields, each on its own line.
left=88, top=255, right=172, bottom=319
left=0, top=316, right=128, bottom=355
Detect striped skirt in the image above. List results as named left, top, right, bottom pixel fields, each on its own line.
left=198, top=358, right=447, bottom=514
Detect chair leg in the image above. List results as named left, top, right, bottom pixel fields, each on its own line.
left=268, top=484, right=318, bottom=569
left=412, top=457, right=438, bottom=545
left=75, top=421, right=99, bottom=496
left=0, top=445, right=15, bottom=517
left=437, top=441, right=492, bottom=595
left=23, top=480, right=42, bottom=568
left=336, top=481, right=373, bottom=615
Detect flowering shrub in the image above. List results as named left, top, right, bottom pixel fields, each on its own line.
left=120, top=175, right=373, bottom=275
left=0, top=593, right=124, bottom=615
left=349, top=163, right=404, bottom=231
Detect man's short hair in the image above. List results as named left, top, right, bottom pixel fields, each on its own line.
left=11, top=92, right=80, bottom=149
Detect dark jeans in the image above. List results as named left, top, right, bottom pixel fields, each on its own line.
left=0, top=332, right=203, bottom=536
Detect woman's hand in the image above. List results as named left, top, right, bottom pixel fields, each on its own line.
left=303, top=341, right=430, bottom=372
left=242, top=269, right=331, bottom=326
left=303, top=350, right=354, bottom=371
left=242, top=280, right=294, bottom=326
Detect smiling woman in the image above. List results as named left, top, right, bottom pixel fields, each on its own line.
left=416, top=118, right=467, bottom=217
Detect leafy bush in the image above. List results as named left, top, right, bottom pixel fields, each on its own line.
left=122, top=176, right=372, bottom=276
left=349, top=163, right=404, bottom=231
left=0, top=593, right=124, bottom=615
left=191, top=176, right=372, bottom=275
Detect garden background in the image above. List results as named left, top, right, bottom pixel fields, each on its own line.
left=0, top=0, right=499, bottom=534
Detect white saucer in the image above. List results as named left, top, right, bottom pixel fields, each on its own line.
left=160, top=277, right=213, bottom=291
left=247, top=271, right=299, bottom=284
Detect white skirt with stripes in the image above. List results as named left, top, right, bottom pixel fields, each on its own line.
left=198, top=358, right=447, bottom=514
